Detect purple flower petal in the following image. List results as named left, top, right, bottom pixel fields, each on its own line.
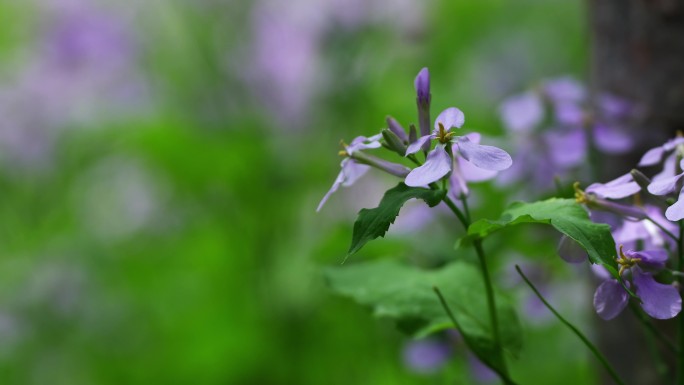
left=545, top=129, right=587, bottom=168
left=456, top=137, right=512, bottom=171
left=316, top=159, right=370, bottom=212
left=638, top=146, right=665, bottom=166
left=586, top=173, right=640, bottom=199
left=403, top=338, right=451, bottom=374
left=647, top=173, right=684, bottom=196
left=498, top=91, right=543, bottom=133
left=544, top=77, right=585, bottom=103
left=405, top=135, right=433, bottom=156
left=434, top=107, right=465, bottom=131
left=633, top=267, right=682, bottom=319
left=591, top=264, right=613, bottom=281
left=557, top=235, right=587, bottom=263
left=347, top=134, right=382, bottom=154
left=652, top=153, right=677, bottom=182
left=554, top=102, right=584, bottom=126
left=449, top=164, right=469, bottom=198
left=662, top=136, right=684, bottom=151
left=599, top=94, right=631, bottom=119
left=459, top=157, right=498, bottom=182
left=626, top=249, right=668, bottom=269
left=593, top=279, right=629, bottom=320
left=593, top=124, right=633, bottom=154
left=665, top=190, right=684, bottom=221
left=405, top=145, right=451, bottom=187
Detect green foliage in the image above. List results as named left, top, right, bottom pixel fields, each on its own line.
left=325, top=260, right=522, bottom=377
left=457, top=198, right=619, bottom=277
left=348, top=183, right=446, bottom=256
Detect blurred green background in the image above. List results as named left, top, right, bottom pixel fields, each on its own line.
left=0, top=0, right=597, bottom=383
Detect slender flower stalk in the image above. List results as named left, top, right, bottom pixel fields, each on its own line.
left=516, top=265, right=627, bottom=385
left=433, top=286, right=516, bottom=385
left=441, top=195, right=510, bottom=382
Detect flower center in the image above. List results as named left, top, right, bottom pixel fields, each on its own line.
left=616, top=245, right=640, bottom=277
left=573, top=182, right=591, bottom=204
left=338, top=140, right=349, bottom=157
left=437, top=123, right=453, bottom=144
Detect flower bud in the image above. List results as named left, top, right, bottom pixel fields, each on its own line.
left=414, top=68, right=431, bottom=152
left=409, top=124, right=418, bottom=145
left=386, top=116, right=408, bottom=143
left=381, top=128, right=408, bottom=156
left=630, top=169, right=651, bottom=191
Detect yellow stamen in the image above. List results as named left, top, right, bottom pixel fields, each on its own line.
left=338, top=140, right=350, bottom=157
left=573, top=182, right=589, bottom=204
left=437, top=123, right=453, bottom=144
left=615, top=245, right=640, bottom=276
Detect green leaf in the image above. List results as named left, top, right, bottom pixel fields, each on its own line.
left=325, top=260, right=522, bottom=378
left=348, top=183, right=446, bottom=256
left=458, top=198, right=619, bottom=277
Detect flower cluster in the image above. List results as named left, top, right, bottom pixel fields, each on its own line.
left=318, top=68, right=512, bottom=211
left=498, top=77, right=637, bottom=193
left=572, top=137, right=684, bottom=320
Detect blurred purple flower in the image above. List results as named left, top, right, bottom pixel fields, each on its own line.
left=498, top=90, right=543, bottom=133
left=467, top=353, right=498, bottom=383
left=403, top=338, right=452, bottom=374
left=498, top=77, right=637, bottom=192
left=612, top=205, right=676, bottom=250
left=0, top=1, right=146, bottom=169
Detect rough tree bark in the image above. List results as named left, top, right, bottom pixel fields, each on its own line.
left=590, top=1, right=684, bottom=384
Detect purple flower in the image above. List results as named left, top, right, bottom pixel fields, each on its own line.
left=499, top=91, right=543, bottom=133
left=585, top=173, right=641, bottom=199
left=643, top=137, right=684, bottom=220
left=403, top=338, right=452, bottom=374
left=404, top=108, right=512, bottom=187
left=593, top=246, right=681, bottom=320
left=575, top=174, right=645, bottom=220
left=612, top=205, right=676, bottom=250
left=317, top=134, right=411, bottom=212
left=317, top=135, right=381, bottom=212
left=497, top=77, right=636, bottom=193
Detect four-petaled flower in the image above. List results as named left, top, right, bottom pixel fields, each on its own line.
left=404, top=108, right=512, bottom=187
left=317, top=135, right=380, bottom=212
left=593, top=246, right=681, bottom=320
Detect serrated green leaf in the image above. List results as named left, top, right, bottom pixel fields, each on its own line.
left=348, top=183, right=446, bottom=256
left=458, top=198, right=619, bottom=277
left=325, top=260, right=522, bottom=378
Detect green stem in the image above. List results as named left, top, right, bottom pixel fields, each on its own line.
left=441, top=196, right=509, bottom=380
left=442, top=195, right=469, bottom=230
left=460, top=194, right=472, bottom=224
left=433, top=287, right=517, bottom=385
left=515, top=265, right=626, bottom=385
left=474, top=239, right=508, bottom=377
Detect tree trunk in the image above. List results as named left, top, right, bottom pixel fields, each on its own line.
left=590, top=1, right=684, bottom=383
